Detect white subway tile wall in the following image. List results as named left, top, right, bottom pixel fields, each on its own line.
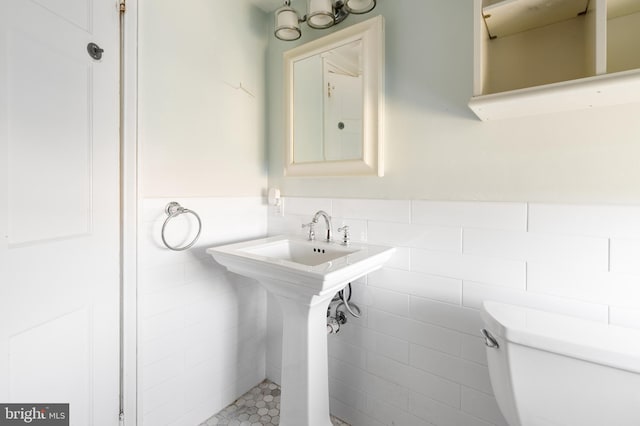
left=267, top=197, right=640, bottom=426
left=139, top=197, right=268, bottom=426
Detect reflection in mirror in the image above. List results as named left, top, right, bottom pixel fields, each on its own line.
left=293, top=40, right=364, bottom=163
left=284, top=16, right=384, bottom=177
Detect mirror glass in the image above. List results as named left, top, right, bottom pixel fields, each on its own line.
left=293, top=40, right=364, bottom=163
left=284, top=16, right=384, bottom=177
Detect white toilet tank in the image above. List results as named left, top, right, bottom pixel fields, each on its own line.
left=480, top=301, right=640, bottom=426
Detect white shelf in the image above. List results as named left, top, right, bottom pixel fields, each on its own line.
left=471, top=0, right=640, bottom=120
left=483, top=0, right=589, bottom=39
left=607, top=0, right=640, bottom=74
left=468, top=69, right=640, bottom=121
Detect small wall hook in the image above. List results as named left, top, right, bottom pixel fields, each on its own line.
left=224, top=81, right=256, bottom=98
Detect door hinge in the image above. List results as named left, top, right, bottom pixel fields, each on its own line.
left=119, top=410, right=125, bottom=426
left=119, top=0, right=126, bottom=13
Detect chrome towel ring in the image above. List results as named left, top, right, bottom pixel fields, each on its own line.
left=161, top=202, right=202, bottom=251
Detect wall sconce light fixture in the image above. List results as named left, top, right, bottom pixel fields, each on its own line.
left=274, top=0, right=376, bottom=41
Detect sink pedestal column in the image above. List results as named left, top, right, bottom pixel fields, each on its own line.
left=266, top=281, right=338, bottom=426
left=206, top=235, right=395, bottom=425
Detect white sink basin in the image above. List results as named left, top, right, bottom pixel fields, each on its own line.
left=207, top=234, right=394, bottom=426
left=207, top=235, right=395, bottom=296
left=240, top=238, right=358, bottom=266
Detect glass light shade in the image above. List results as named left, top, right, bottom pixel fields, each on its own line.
left=307, top=0, right=335, bottom=29
left=344, top=0, right=376, bottom=14
left=275, top=7, right=301, bottom=41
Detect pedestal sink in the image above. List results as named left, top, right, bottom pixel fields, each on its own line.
left=207, top=235, right=395, bottom=426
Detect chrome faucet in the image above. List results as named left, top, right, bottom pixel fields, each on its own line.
left=312, top=210, right=332, bottom=242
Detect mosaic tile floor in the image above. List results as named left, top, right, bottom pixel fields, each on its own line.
left=200, top=379, right=350, bottom=426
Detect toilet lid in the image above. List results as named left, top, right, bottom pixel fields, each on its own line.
left=481, top=301, right=640, bottom=374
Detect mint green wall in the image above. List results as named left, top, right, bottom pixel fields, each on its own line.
left=267, top=0, right=640, bottom=203
left=140, top=0, right=269, bottom=197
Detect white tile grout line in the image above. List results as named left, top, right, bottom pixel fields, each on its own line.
left=607, top=238, right=612, bottom=273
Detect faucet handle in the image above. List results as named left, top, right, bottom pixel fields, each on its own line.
left=302, top=222, right=316, bottom=241
left=337, top=225, right=350, bottom=246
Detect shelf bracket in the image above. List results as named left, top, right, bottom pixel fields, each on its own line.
left=482, top=13, right=497, bottom=40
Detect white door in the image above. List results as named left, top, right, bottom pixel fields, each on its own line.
left=323, top=62, right=363, bottom=162
left=0, top=0, right=121, bottom=425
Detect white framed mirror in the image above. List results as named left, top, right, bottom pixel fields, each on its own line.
left=284, top=16, right=384, bottom=177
